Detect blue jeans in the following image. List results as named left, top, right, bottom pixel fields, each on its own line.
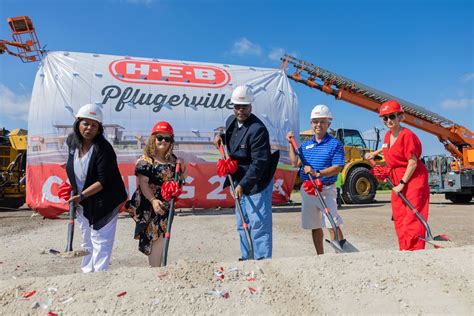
left=235, top=182, right=273, bottom=260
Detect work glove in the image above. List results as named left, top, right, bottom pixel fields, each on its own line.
left=161, top=181, right=182, bottom=202
left=57, top=182, right=72, bottom=201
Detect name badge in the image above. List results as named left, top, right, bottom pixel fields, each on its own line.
left=240, top=144, right=246, bottom=149
left=382, top=143, right=388, bottom=148
left=305, top=144, right=314, bottom=150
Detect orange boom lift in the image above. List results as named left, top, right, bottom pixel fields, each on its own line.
left=0, top=16, right=42, bottom=62
left=281, top=54, right=474, bottom=203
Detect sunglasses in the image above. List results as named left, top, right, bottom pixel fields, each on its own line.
left=156, top=135, right=172, bottom=143
left=311, top=120, right=329, bottom=125
left=382, top=114, right=398, bottom=122
left=234, top=104, right=251, bottom=110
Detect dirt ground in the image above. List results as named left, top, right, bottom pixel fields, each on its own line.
left=0, top=192, right=473, bottom=314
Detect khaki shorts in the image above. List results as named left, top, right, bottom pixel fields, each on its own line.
left=300, top=184, right=343, bottom=230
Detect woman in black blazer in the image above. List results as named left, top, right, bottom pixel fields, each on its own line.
left=65, top=103, right=127, bottom=273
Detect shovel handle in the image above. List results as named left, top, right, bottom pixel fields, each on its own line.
left=385, top=178, right=434, bottom=239
left=218, top=143, right=254, bottom=259
left=65, top=191, right=77, bottom=252
left=288, top=136, right=300, bottom=156
left=218, top=145, right=226, bottom=159
left=161, top=161, right=182, bottom=267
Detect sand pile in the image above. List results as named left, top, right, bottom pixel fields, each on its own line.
left=1, top=246, right=472, bottom=315
left=1, top=197, right=473, bottom=314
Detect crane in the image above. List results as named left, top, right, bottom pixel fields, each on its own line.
left=282, top=54, right=473, bottom=203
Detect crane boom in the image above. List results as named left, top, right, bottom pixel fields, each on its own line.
left=281, top=54, right=474, bottom=169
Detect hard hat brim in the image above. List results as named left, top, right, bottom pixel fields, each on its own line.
left=379, top=109, right=404, bottom=117
left=232, top=102, right=252, bottom=106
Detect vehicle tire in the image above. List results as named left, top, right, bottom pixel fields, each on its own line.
left=445, top=193, right=472, bottom=204
left=0, top=197, right=26, bottom=210
left=342, top=167, right=377, bottom=204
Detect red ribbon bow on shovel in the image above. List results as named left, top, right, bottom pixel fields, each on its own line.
left=161, top=181, right=182, bottom=202
left=303, top=180, right=315, bottom=195
left=216, top=157, right=238, bottom=177
left=57, top=182, right=73, bottom=201
left=303, top=178, right=323, bottom=195
left=369, top=162, right=390, bottom=182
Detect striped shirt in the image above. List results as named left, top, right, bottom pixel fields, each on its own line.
left=298, top=133, right=345, bottom=185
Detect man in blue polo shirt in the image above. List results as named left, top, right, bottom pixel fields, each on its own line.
left=287, top=104, right=346, bottom=255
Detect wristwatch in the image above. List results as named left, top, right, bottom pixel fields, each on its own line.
left=399, top=179, right=407, bottom=185
left=315, top=170, right=321, bottom=177
left=79, top=193, right=85, bottom=201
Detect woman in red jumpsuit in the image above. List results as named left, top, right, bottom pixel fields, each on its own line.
left=366, top=100, right=430, bottom=250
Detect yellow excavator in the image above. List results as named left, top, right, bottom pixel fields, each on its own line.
left=0, top=128, right=27, bottom=208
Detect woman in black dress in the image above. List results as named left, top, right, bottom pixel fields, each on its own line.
left=127, top=121, right=185, bottom=267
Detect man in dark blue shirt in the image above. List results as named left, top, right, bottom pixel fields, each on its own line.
left=287, top=104, right=346, bottom=255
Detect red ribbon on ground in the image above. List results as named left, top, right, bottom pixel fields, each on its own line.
left=20, top=290, right=37, bottom=298
left=57, top=182, right=72, bottom=201
left=161, top=181, right=182, bottom=202
left=216, top=158, right=238, bottom=177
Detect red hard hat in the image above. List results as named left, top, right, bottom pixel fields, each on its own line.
left=379, top=100, right=403, bottom=116
left=151, top=121, right=174, bottom=135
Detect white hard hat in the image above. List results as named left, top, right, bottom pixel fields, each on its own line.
left=75, top=103, right=103, bottom=123
left=231, top=85, right=254, bottom=105
left=310, top=104, right=333, bottom=120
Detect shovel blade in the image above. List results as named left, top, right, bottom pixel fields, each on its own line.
left=341, top=240, right=359, bottom=253
left=325, top=239, right=345, bottom=254
left=420, top=235, right=455, bottom=249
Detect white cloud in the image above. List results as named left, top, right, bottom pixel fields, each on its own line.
left=0, top=84, right=30, bottom=123
left=440, top=98, right=474, bottom=110
left=462, top=73, right=474, bottom=82
left=268, top=48, right=285, bottom=61
left=231, top=38, right=262, bottom=56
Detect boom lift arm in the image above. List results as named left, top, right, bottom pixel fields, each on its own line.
left=281, top=54, right=474, bottom=170
left=0, top=16, right=42, bottom=63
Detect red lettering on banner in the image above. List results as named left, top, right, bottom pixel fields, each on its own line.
left=26, top=163, right=296, bottom=218
left=109, top=60, right=231, bottom=88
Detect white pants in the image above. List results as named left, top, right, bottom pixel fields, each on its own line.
left=300, top=184, right=343, bottom=230
left=76, top=206, right=118, bottom=273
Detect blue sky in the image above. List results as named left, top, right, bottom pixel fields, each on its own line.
left=0, top=0, right=472, bottom=155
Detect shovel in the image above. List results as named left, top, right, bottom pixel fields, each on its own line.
left=49, top=197, right=89, bottom=258
left=218, top=144, right=254, bottom=260
left=161, top=161, right=182, bottom=267
left=385, top=177, right=454, bottom=248
left=288, top=136, right=356, bottom=254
